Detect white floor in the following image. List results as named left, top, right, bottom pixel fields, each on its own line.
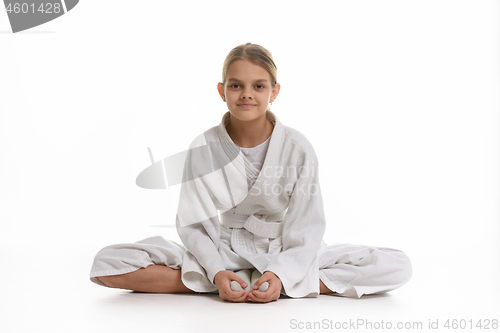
left=1, top=231, right=499, bottom=333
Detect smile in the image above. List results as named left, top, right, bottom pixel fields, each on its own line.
left=238, top=104, right=257, bottom=108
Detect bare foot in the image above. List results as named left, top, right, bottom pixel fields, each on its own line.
left=320, top=280, right=334, bottom=294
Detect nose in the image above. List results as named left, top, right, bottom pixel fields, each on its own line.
left=241, top=87, right=253, bottom=100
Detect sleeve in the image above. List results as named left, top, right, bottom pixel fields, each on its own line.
left=264, top=145, right=326, bottom=290
left=175, top=136, right=226, bottom=284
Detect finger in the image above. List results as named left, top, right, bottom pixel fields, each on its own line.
left=230, top=281, right=244, bottom=291
left=259, top=282, right=270, bottom=292
left=252, top=276, right=270, bottom=290
left=228, top=292, right=249, bottom=303
left=249, top=285, right=280, bottom=302
left=249, top=289, right=279, bottom=303
left=222, top=290, right=248, bottom=302
left=228, top=273, right=248, bottom=289
left=223, top=282, right=247, bottom=296
left=252, top=285, right=275, bottom=297
left=252, top=281, right=269, bottom=292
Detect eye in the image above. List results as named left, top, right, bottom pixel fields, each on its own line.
left=255, top=84, right=264, bottom=89
left=230, top=84, right=240, bottom=89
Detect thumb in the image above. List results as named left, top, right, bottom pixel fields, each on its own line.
left=253, top=272, right=275, bottom=291
left=229, top=272, right=248, bottom=289
left=255, top=271, right=274, bottom=285
left=252, top=276, right=270, bottom=292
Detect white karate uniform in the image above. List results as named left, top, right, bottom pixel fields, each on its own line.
left=90, top=111, right=412, bottom=298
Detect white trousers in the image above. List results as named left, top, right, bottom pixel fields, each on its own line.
left=89, top=236, right=412, bottom=298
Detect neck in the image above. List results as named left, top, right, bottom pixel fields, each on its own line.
left=226, top=112, right=274, bottom=148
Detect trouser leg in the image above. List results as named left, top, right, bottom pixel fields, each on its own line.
left=318, top=244, right=412, bottom=298
left=89, top=235, right=186, bottom=288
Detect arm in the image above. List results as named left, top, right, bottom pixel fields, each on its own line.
left=264, top=147, right=326, bottom=291
left=176, top=214, right=225, bottom=284
left=176, top=179, right=253, bottom=302
left=175, top=137, right=227, bottom=283
left=175, top=136, right=250, bottom=296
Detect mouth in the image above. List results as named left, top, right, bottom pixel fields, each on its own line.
left=238, top=104, right=257, bottom=108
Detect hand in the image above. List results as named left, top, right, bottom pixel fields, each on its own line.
left=247, top=271, right=282, bottom=303
left=214, top=270, right=250, bottom=302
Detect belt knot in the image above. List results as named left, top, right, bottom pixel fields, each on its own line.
left=220, top=208, right=286, bottom=239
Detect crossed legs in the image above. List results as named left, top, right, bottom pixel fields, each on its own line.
left=90, top=237, right=411, bottom=297
left=95, top=264, right=334, bottom=294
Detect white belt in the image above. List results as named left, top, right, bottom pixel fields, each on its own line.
left=220, top=208, right=286, bottom=239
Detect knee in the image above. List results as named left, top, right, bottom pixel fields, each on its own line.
left=394, top=249, right=412, bottom=271
left=376, top=248, right=413, bottom=285
left=390, top=249, right=413, bottom=285
left=401, top=252, right=413, bottom=283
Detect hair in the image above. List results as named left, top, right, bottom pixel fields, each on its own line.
left=221, top=43, right=278, bottom=88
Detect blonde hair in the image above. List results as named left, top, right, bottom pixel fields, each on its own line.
left=221, top=43, right=278, bottom=88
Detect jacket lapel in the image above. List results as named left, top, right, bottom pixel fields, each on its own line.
left=217, top=110, right=285, bottom=215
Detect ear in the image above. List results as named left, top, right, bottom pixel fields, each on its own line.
left=217, top=82, right=226, bottom=102
left=270, top=82, right=281, bottom=103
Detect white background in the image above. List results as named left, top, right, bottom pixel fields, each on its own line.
left=0, top=1, right=499, bottom=332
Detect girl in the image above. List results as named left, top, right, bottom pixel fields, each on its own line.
left=90, top=43, right=412, bottom=303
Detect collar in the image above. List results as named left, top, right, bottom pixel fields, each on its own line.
left=217, top=110, right=285, bottom=188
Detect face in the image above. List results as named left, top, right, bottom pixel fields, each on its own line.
left=217, top=59, right=280, bottom=123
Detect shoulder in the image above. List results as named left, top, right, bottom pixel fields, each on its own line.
left=186, top=125, right=219, bottom=149
left=281, top=124, right=317, bottom=157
